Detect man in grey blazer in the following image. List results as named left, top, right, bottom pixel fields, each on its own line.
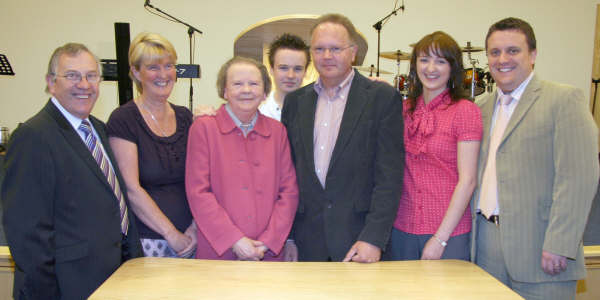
left=1, top=43, right=141, bottom=299
left=471, top=17, right=599, bottom=300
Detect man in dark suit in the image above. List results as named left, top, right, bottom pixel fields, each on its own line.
left=1, top=43, right=141, bottom=299
left=281, top=14, right=404, bottom=262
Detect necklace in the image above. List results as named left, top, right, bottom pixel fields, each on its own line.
left=139, top=101, right=168, bottom=137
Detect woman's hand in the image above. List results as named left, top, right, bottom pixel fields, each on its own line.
left=421, top=237, right=445, bottom=260
left=176, top=222, right=198, bottom=257
left=164, top=228, right=192, bottom=254
left=232, top=237, right=265, bottom=261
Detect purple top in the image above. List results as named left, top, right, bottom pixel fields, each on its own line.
left=107, top=101, right=193, bottom=239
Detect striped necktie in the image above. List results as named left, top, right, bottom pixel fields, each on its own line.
left=79, top=120, right=129, bottom=235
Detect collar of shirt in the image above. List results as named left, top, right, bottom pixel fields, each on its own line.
left=50, top=96, right=117, bottom=169
left=415, top=89, right=452, bottom=112
left=405, top=89, right=452, bottom=148
left=258, top=92, right=282, bottom=121
left=224, top=103, right=258, bottom=137
left=314, top=69, right=355, bottom=100
left=495, top=71, right=534, bottom=113
left=50, top=96, right=95, bottom=141
left=490, top=71, right=534, bottom=132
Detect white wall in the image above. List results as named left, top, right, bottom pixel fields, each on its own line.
left=1, top=0, right=598, bottom=131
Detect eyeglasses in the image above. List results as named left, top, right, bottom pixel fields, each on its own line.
left=54, top=71, right=101, bottom=84
left=311, top=45, right=355, bottom=56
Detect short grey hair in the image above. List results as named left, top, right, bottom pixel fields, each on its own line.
left=45, top=43, right=101, bottom=93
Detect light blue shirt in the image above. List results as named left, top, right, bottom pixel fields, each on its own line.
left=225, top=103, right=258, bottom=137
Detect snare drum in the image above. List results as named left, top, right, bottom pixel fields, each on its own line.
left=464, top=68, right=485, bottom=96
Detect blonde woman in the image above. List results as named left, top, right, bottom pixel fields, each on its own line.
left=107, top=32, right=196, bottom=257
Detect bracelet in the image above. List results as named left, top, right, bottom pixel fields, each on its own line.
left=433, top=235, right=447, bottom=247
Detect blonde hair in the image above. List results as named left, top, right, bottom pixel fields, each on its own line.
left=311, top=13, right=360, bottom=45
left=128, top=32, right=177, bottom=93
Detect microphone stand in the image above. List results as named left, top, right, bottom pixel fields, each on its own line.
left=372, top=1, right=404, bottom=77
left=592, top=78, right=599, bottom=115
left=145, top=1, right=203, bottom=111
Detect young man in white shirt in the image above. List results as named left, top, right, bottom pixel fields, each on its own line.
left=259, top=33, right=310, bottom=121
left=195, top=34, right=309, bottom=122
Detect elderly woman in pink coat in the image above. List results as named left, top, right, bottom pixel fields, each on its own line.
left=185, top=56, right=299, bottom=261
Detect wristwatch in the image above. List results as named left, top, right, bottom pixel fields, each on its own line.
left=433, top=235, right=447, bottom=247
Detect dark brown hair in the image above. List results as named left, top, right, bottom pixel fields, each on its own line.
left=268, top=33, right=310, bottom=69
left=407, top=31, right=465, bottom=113
left=485, top=17, right=536, bottom=52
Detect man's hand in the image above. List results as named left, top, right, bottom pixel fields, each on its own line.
left=343, top=241, right=381, bottom=263
left=541, top=250, right=567, bottom=275
left=282, top=240, right=298, bottom=262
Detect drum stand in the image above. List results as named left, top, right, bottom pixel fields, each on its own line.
left=466, top=42, right=479, bottom=101
left=145, top=0, right=203, bottom=111
left=393, top=52, right=409, bottom=100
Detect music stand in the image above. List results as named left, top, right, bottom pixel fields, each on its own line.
left=0, top=54, right=15, bottom=75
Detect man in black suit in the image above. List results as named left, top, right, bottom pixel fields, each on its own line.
left=1, top=43, right=141, bottom=299
left=281, top=14, right=404, bottom=262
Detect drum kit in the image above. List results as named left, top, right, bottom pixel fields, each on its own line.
left=368, top=42, right=494, bottom=100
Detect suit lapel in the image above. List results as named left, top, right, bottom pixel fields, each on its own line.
left=479, top=92, right=496, bottom=166
left=296, top=86, right=321, bottom=186
left=44, top=101, right=115, bottom=194
left=328, top=72, right=368, bottom=170
left=500, top=75, right=542, bottom=146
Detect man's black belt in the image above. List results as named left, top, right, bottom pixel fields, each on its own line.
left=478, top=212, right=499, bottom=226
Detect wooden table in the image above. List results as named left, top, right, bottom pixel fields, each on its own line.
left=89, top=258, right=523, bottom=300
left=578, top=245, right=600, bottom=299
left=0, top=247, right=13, bottom=300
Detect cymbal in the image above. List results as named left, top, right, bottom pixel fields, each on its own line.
left=379, top=50, right=411, bottom=61
left=409, top=42, right=484, bottom=53
left=461, top=45, right=484, bottom=53
left=356, top=65, right=393, bottom=75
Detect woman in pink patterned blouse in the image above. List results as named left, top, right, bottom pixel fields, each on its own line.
left=387, top=31, right=482, bottom=260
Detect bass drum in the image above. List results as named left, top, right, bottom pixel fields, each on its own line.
left=464, top=68, right=486, bottom=96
